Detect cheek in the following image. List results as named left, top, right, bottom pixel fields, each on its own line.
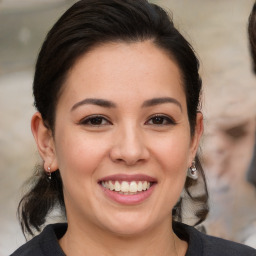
left=54, top=130, right=108, bottom=180
left=149, top=131, right=192, bottom=173
left=54, top=132, right=109, bottom=213
left=147, top=133, right=191, bottom=214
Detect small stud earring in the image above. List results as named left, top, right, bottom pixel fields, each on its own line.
left=187, top=160, right=198, bottom=180
left=47, top=166, right=52, bottom=180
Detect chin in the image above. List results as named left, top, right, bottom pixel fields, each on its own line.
left=99, top=212, right=153, bottom=237
left=108, top=223, right=149, bottom=237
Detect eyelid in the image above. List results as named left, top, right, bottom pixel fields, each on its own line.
left=145, top=114, right=176, bottom=125
left=79, top=114, right=112, bottom=126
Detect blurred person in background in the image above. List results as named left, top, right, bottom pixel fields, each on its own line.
left=248, top=1, right=256, bottom=188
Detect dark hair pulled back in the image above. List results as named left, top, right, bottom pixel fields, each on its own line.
left=18, top=0, right=208, bottom=236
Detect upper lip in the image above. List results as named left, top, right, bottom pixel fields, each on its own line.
left=98, top=174, right=157, bottom=183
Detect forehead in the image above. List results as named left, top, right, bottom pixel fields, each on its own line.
left=59, top=41, right=185, bottom=106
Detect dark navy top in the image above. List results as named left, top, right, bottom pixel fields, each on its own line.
left=11, top=222, right=256, bottom=256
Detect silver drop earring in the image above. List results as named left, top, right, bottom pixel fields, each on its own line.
left=47, top=166, right=52, bottom=180
left=188, top=161, right=198, bottom=180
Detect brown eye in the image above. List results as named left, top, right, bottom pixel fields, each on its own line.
left=146, top=115, right=175, bottom=125
left=89, top=117, right=105, bottom=125
left=80, top=115, right=111, bottom=126
left=152, top=116, right=165, bottom=124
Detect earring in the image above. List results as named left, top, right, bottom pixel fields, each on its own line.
left=187, top=161, right=198, bottom=180
left=47, top=166, right=52, bottom=180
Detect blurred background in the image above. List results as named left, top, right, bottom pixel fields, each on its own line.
left=0, top=0, right=256, bottom=255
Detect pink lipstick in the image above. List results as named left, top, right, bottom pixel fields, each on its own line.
left=98, top=174, right=157, bottom=205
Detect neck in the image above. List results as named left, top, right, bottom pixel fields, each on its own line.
left=59, top=218, right=184, bottom=256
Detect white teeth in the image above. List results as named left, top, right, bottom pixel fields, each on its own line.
left=137, top=181, right=143, bottom=191
left=109, top=181, right=114, bottom=191
left=129, top=181, right=137, bottom=193
left=102, top=180, right=152, bottom=193
left=114, top=181, right=121, bottom=192
left=120, top=181, right=129, bottom=192
left=142, top=181, right=148, bottom=191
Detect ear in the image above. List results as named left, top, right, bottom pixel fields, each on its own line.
left=31, top=112, right=58, bottom=172
left=188, top=112, right=204, bottom=165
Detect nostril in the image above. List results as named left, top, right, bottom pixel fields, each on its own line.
left=109, top=134, right=150, bottom=165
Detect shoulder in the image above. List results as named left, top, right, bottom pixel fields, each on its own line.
left=199, top=231, right=256, bottom=256
left=174, top=222, right=256, bottom=256
left=10, top=223, right=67, bottom=256
left=10, top=234, right=43, bottom=256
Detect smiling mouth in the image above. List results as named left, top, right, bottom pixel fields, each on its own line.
left=100, top=180, right=154, bottom=195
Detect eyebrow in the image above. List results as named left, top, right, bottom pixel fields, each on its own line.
left=142, top=97, right=182, bottom=111
left=71, top=97, right=182, bottom=111
left=71, top=98, right=116, bottom=111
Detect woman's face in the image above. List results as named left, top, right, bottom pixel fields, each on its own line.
left=47, top=41, right=202, bottom=236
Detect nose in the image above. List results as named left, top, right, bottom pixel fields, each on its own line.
left=109, top=124, right=150, bottom=166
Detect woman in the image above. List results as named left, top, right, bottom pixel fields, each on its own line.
left=11, top=0, right=256, bottom=255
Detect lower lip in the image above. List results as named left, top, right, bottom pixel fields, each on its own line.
left=100, top=184, right=156, bottom=205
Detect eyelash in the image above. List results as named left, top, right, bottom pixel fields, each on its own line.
left=79, top=115, right=112, bottom=126
left=145, top=114, right=176, bottom=126
left=79, top=114, right=176, bottom=127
